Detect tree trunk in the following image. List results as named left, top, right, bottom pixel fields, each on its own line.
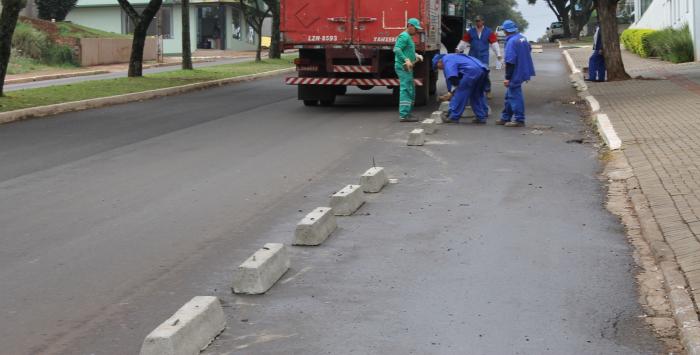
left=118, top=0, right=163, bottom=77
left=268, top=0, right=281, bottom=59
left=597, top=0, right=629, bottom=80
left=0, top=0, right=26, bottom=96
left=559, top=7, right=572, bottom=37
left=255, top=22, right=262, bottom=62
left=181, top=0, right=193, bottom=70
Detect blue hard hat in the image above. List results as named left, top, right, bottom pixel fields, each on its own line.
left=432, top=54, right=446, bottom=71
left=501, top=20, right=518, bottom=33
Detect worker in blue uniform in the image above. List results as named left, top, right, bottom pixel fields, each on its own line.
left=498, top=20, right=535, bottom=127
left=432, top=53, right=490, bottom=124
left=456, top=15, right=502, bottom=97
left=587, top=22, right=606, bottom=82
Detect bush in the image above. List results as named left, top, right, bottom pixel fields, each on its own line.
left=620, top=28, right=655, bottom=57
left=647, top=25, right=695, bottom=63
left=12, top=23, right=50, bottom=60
left=42, top=44, right=75, bottom=66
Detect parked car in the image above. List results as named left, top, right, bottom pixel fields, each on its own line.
left=547, top=21, right=565, bottom=42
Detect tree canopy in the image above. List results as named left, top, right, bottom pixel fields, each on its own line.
left=466, top=0, right=529, bottom=33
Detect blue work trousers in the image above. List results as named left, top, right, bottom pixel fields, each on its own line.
left=588, top=53, right=606, bottom=81
left=449, top=70, right=488, bottom=121
left=501, top=85, right=525, bottom=122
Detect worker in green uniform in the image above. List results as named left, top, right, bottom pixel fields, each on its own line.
left=394, top=18, right=424, bottom=122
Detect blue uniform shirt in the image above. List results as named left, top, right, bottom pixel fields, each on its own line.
left=504, top=33, right=535, bottom=88
left=442, top=54, right=489, bottom=92
left=466, top=26, right=494, bottom=65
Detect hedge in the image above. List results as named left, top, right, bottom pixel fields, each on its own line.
left=621, top=26, right=695, bottom=63
left=620, top=28, right=655, bottom=57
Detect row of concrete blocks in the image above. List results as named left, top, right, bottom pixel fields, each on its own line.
left=232, top=166, right=389, bottom=293
left=407, top=102, right=452, bottom=146
left=139, top=167, right=390, bottom=354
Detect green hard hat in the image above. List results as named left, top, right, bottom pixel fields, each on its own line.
left=408, top=18, right=423, bottom=30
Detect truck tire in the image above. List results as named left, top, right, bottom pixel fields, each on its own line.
left=335, top=86, right=347, bottom=95
left=429, top=69, right=438, bottom=95
left=414, top=67, right=430, bottom=106
left=320, top=95, right=336, bottom=106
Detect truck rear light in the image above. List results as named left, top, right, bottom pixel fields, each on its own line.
left=296, top=65, right=320, bottom=72
left=294, top=58, right=311, bottom=65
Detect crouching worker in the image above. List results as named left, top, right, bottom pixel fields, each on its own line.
left=432, top=53, right=490, bottom=124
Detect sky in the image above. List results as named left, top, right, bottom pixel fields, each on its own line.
left=516, top=0, right=558, bottom=40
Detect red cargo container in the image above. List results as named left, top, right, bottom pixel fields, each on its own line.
left=282, top=0, right=450, bottom=106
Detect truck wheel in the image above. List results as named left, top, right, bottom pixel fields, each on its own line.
left=303, top=100, right=319, bottom=106
left=429, top=69, right=438, bottom=95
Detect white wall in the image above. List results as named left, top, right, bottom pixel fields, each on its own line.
left=66, top=7, right=123, bottom=34
left=633, top=0, right=699, bottom=61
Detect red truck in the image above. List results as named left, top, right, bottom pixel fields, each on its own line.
left=281, top=0, right=467, bottom=106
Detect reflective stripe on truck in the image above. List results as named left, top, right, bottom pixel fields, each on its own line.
left=285, top=77, right=424, bottom=86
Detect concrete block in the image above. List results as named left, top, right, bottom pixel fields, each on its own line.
left=330, top=184, right=365, bottom=216
left=360, top=167, right=389, bottom=193
left=232, top=243, right=290, bottom=294
left=585, top=95, right=600, bottom=113
left=294, top=207, right=337, bottom=246
left=140, top=296, right=226, bottom=355
left=431, top=110, right=446, bottom=123
left=421, top=118, right=437, bottom=134
left=407, top=128, right=425, bottom=146
left=439, top=101, right=450, bottom=112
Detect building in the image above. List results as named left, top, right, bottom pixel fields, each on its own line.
left=630, top=0, right=700, bottom=61
left=66, top=0, right=267, bottom=54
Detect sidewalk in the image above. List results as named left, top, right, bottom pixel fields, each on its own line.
left=568, top=48, right=700, bottom=315
left=4, top=50, right=260, bottom=84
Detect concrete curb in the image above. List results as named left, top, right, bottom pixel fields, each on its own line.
left=421, top=118, right=437, bottom=134
left=0, top=67, right=295, bottom=125
left=330, top=184, right=365, bottom=216
left=5, top=70, right=110, bottom=85
left=594, top=114, right=622, bottom=150
left=626, top=175, right=700, bottom=355
left=360, top=167, right=389, bottom=193
left=562, top=50, right=621, bottom=151
left=407, top=128, right=425, bottom=146
left=140, top=296, right=226, bottom=355
left=232, top=243, right=290, bottom=294
left=293, top=207, right=337, bottom=246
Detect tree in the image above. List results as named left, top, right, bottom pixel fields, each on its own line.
left=570, top=0, right=595, bottom=39
left=263, top=0, right=280, bottom=59
left=239, top=0, right=270, bottom=62
left=118, top=0, right=163, bottom=77
left=181, top=0, right=192, bottom=70
left=36, top=0, right=77, bottom=21
left=596, top=0, right=629, bottom=80
left=527, top=0, right=571, bottom=38
left=0, top=0, right=26, bottom=96
left=468, top=0, right=529, bottom=34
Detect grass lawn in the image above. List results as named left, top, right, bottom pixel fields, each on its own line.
left=7, top=55, right=60, bottom=75
left=0, top=57, right=295, bottom=113
left=56, top=22, right=131, bottom=39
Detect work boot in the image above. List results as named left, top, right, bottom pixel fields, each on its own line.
left=400, top=115, right=419, bottom=122
left=496, top=120, right=508, bottom=125
left=504, top=121, right=525, bottom=127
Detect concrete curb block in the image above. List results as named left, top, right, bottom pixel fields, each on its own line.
left=407, top=128, right=426, bottom=146
left=139, top=296, right=226, bottom=355
left=0, top=67, right=295, bottom=125
left=585, top=95, right=600, bottom=113
left=330, top=184, right=365, bottom=216
left=594, top=113, right=622, bottom=150
left=562, top=50, right=582, bottom=74
left=431, top=110, right=445, bottom=124
left=626, top=176, right=700, bottom=355
left=421, top=118, right=437, bottom=134
left=294, top=207, right=337, bottom=246
left=5, top=70, right=111, bottom=85
left=232, top=243, right=290, bottom=294
left=360, top=167, right=388, bottom=193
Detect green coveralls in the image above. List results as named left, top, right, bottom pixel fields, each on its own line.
left=394, top=31, right=417, bottom=118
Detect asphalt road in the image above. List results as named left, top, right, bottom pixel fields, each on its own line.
left=0, top=50, right=664, bottom=354
left=3, top=56, right=258, bottom=92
